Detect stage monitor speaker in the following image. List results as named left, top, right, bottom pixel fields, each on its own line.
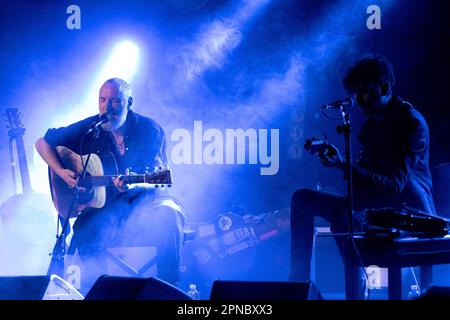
left=0, top=275, right=84, bottom=300
left=85, top=275, right=193, bottom=300
left=210, top=280, right=323, bottom=300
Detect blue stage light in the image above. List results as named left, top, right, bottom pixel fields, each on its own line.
left=101, top=40, right=140, bottom=81
left=33, top=40, right=141, bottom=194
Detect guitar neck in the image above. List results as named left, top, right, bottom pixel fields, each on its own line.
left=14, top=135, right=32, bottom=193
left=83, top=175, right=147, bottom=187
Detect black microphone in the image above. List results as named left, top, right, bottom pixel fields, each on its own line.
left=320, top=97, right=354, bottom=109
left=86, top=113, right=109, bottom=134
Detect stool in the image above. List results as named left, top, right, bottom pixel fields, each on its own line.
left=314, top=228, right=450, bottom=299
left=103, top=229, right=197, bottom=278
left=351, top=234, right=450, bottom=300
left=66, top=229, right=196, bottom=279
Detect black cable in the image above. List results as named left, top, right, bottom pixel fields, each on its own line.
left=47, top=128, right=99, bottom=276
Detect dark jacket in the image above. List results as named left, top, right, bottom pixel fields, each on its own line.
left=353, top=96, right=436, bottom=215
left=44, top=110, right=170, bottom=203
left=44, top=110, right=167, bottom=174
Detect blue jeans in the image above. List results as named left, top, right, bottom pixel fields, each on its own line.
left=289, top=188, right=366, bottom=299
left=71, top=188, right=185, bottom=293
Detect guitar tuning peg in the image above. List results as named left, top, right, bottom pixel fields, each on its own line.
left=154, top=184, right=159, bottom=188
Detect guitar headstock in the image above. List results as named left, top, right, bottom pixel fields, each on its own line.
left=4, top=108, right=25, bottom=139
left=144, top=168, right=172, bottom=186
left=304, top=136, right=335, bottom=157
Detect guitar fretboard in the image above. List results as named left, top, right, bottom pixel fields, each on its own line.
left=82, top=175, right=147, bottom=187
left=80, top=174, right=171, bottom=187
left=15, top=133, right=32, bottom=193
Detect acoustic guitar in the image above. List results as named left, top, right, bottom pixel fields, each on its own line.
left=49, top=146, right=172, bottom=219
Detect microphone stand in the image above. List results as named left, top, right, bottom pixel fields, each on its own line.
left=46, top=126, right=101, bottom=277
left=336, top=105, right=358, bottom=300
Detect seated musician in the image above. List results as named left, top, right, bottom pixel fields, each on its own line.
left=289, top=56, right=436, bottom=295
left=35, top=78, right=185, bottom=294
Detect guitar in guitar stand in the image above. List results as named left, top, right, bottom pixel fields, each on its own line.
left=0, top=108, right=58, bottom=275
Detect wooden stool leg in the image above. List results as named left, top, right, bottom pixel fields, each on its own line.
left=104, top=250, right=140, bottom=276
left=388, top=267, right=402, bottom=300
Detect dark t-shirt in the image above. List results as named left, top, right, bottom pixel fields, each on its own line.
left=352, top=96, right=436, bottom=214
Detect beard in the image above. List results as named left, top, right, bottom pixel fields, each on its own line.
left=101, top=114, right=126, bottom=132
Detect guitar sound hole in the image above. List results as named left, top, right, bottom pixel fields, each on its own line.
left=76, top=189, right=94, bottom=204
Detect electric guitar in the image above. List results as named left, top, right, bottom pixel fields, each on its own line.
left=49, top=146, right=172, bottom=219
